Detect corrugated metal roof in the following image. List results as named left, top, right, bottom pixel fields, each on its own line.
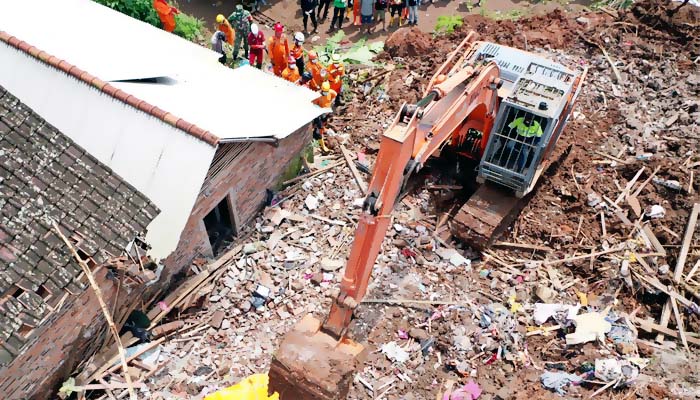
left=0, top=0, right=327, bottom=140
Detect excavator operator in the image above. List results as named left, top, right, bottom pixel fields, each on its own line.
left=506, top=114, right=543, bottom=171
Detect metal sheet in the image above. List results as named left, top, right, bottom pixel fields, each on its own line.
left=0, top=0, right=328, bottom=140
left=112, top=66, right=329, bottom=140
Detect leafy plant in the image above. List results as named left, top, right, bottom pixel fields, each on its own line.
left=92, top=0, right=203, bottom=41
left=591, top=0, right=634, bottom=9
left=435, top=15, right=463, bottom=34
left=173, top=12, right=204, bottom=41
left=312, top=30, right=384, bottom=66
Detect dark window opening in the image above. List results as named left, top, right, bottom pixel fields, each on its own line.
left=203, top=197, right=235, bottom=256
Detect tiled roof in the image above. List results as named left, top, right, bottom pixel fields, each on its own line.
left=0, top=85, right=159, bottom=366
left=0, top=31, right=219, bottom=147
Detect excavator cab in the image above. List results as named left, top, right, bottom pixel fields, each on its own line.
left=479, top=105, right=553, bottom=197
left=476, top=61, right=581, bottom=197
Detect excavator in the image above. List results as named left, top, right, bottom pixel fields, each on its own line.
left=268, top=31, right=587, bottom=399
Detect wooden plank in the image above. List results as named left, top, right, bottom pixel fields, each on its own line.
left=614, top=166, right=645, bottom=204
left=674, top=203, right=699, bottom=282
left=631, top=165, right=661, bottom=197
left=53, top=223, right=137, bottom=400
left=493, top=241, right=552, bottom=253
left=147, top=244, right=242, bottom=325
left=641, top=225, right=667, bottom=257
left=657, top=203, right=700, bottom=342
left=634, top=317, right=700, bottom=346
left=686, top=259, right=700, bottom=282
left=308, top=214, right=347, bottom=226
left=282, top=160, right=343, bottom=185
left=339, top=144, right=368, bottom=194
left=627, top=195, right=642, bottom=217
left=543, top=246, right=624, bottom=266
left=670, top=298, right=690, bottom=352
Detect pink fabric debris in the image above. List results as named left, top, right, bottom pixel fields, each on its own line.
left=444, top=380, right=481, bottom=400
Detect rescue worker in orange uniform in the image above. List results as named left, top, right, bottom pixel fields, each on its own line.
left=282, top=55, right=301, bottom=84
left=300, top=71, right=314, bottom=88
left=312, top=81, right=337, bottom=154
left=327, top=53, right=345, bottom=105
left=153, top=0, right=179, bottom=32
left=267, top=22, right=289, bottom=77
left=290, top=32, right=305, bottom=75
left=215, top=14, right=235, bottom=45
left=306, top=50, right=325, bottom=91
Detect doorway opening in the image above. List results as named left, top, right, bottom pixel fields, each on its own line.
left=203, top=196, right=236, bottom=256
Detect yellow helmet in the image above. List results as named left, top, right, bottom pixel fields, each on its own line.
left=216, top=14, right=225, bottom=23
left=321, top=81, right=331, bottom=92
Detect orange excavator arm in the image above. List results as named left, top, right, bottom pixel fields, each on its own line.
left=321, top=41, right=502, bottom=339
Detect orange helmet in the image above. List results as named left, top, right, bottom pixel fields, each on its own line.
left=274, top=22, right=284, bottom=33
left=308, top=50, right=318, bottom=61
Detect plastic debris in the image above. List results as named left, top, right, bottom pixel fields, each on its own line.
left=540, top=371, right=582, bottom=395
left=653, top=177, right=683, bottom=191
left=594, top=358, right=640, bottom=384
left=646, top=204, right=666, bottom=218
left=533, top=303, right=581, bottom=325
left=381, top=341, right=410, bottom=363
left=507, top=294, right=522, bottom=314
left=204, top=373, right=279, bottom=400
left=444, top=380, right=481, bottom=400
left=304, top=194, right=319, bottom=210
left=436, top=248, right=470, bottom=267
left=565, top=311, right=612, bottom=345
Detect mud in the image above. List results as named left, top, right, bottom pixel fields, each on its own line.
left=337, top=1, right=700, bottom=398
left=384, top=27, right=433, bottom=58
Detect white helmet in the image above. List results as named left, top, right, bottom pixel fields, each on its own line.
left=250, top=23, right=259, bottom=35
left=294, top=32, right=304, bottom=43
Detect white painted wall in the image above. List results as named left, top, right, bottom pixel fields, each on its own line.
left=0, top=43, right=217, bottom=260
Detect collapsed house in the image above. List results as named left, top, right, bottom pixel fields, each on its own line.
left=0, top=0, right=327, bottom=397
left=0, top=85, right=160, bottom=396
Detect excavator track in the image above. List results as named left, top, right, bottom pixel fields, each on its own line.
left=451, top=143, right=572, bottom=249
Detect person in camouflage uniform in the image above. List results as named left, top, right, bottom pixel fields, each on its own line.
left=228, top=4, right=252, bottom=60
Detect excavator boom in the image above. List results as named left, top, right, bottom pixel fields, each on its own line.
left=269, top=31, right=586, bottom=399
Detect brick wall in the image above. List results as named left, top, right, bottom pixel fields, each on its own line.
left=0, top=268, right=147, bottom=400
left=162, top=124, right=312, bottom=280
left=0, top=125, right=311, bottom=399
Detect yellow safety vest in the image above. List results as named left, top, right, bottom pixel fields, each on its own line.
left=508, top=118, right=543, bottom=138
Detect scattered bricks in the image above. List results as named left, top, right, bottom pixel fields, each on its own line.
left=210, top=310, right=225, bottom=329
left=163, top=125, right=312, bottom=280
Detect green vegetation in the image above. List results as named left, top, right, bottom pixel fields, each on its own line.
left=93, top=0, right=203, bottom=41
left=481, top=8, right=526, bottom=21
left=434, top=15, right=463, bottom=34
left=173, top=12, right=204, bottom=41
left=591, top=0, right=634, bottom=9
left=312, top=30, right=384, bottom=66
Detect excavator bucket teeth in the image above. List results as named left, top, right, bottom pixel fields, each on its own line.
left=268, top=315, right=366, bottom=400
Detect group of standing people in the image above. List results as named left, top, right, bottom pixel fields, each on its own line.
left=210, top=10, right=345, bottom=153
left=300, top=0, right=423, bottom=35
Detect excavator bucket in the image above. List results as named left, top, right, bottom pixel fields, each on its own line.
left=268, top=315, right=366, bottom=400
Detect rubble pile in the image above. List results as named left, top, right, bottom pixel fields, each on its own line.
left=76, top=2, right=700, bottom=399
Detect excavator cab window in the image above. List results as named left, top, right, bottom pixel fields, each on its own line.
left=479, top=106, right=552, bottom=194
